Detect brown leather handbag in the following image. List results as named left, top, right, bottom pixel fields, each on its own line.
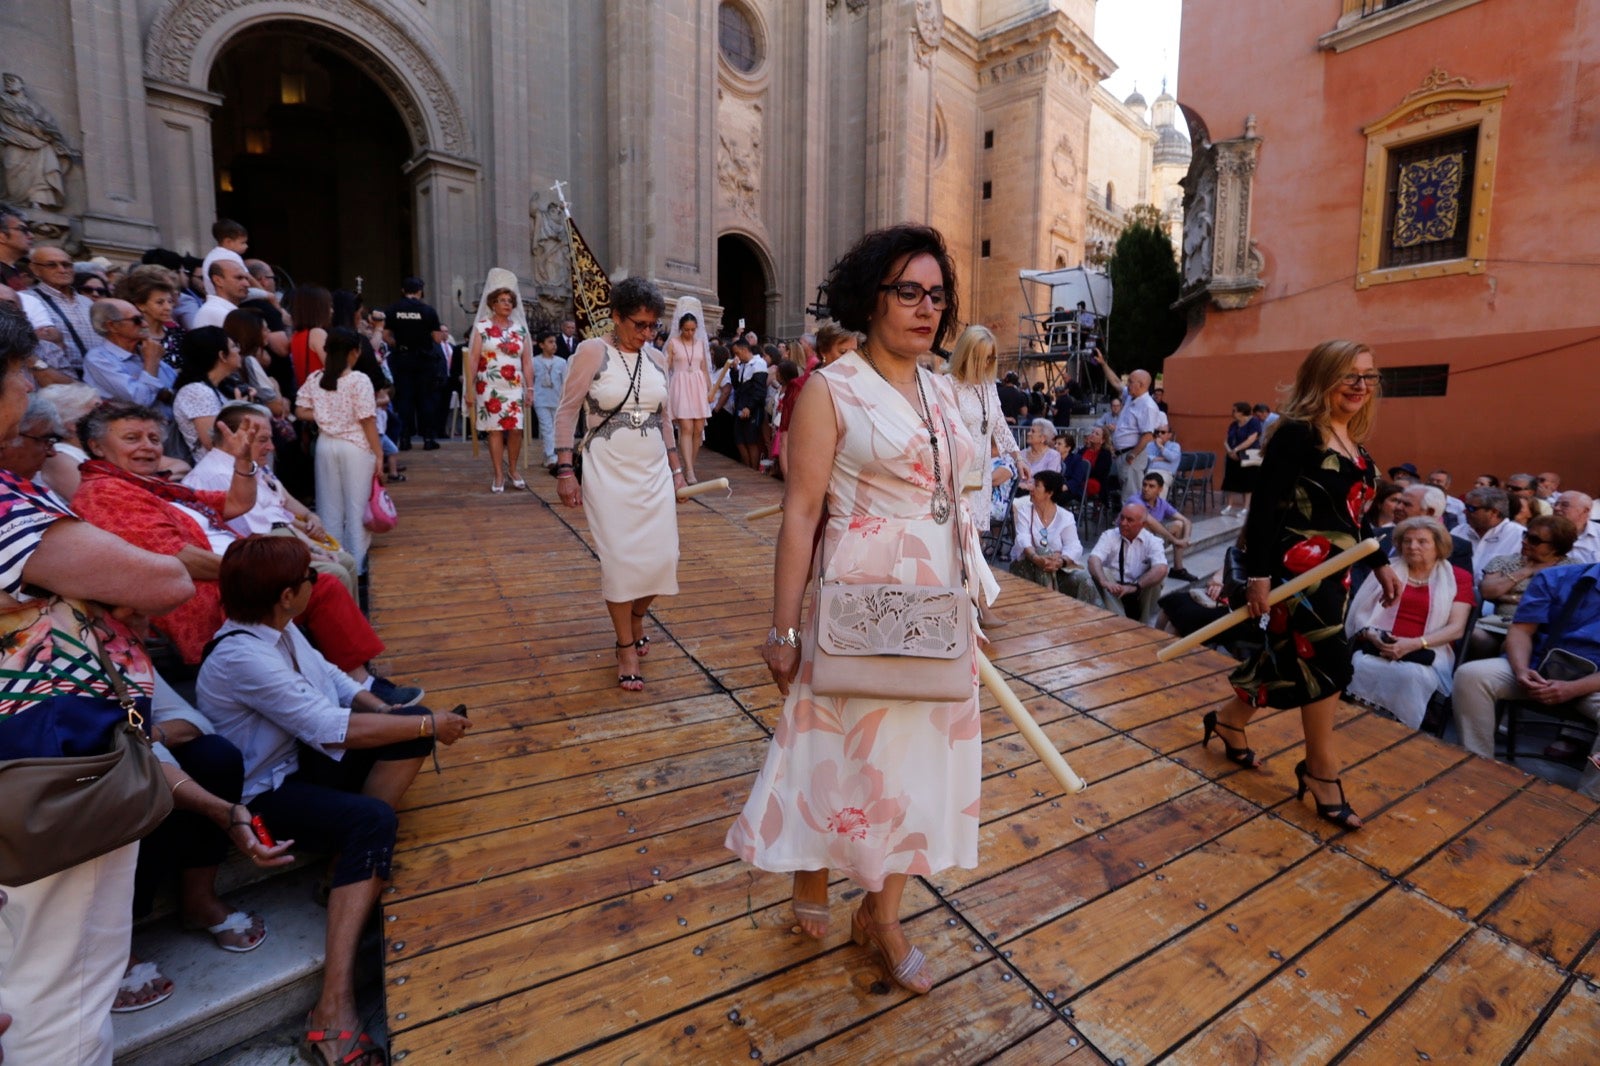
left=809, top=403, right=977, bottom=703
left=0, top=605, right=172, bottom=886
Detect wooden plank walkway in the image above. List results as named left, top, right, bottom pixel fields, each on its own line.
left=370, top=443, right=1600, bottom=1064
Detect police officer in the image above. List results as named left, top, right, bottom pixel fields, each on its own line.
left=381, top=276, right=445, bottom=450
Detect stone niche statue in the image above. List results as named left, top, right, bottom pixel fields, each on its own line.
left=0, top=73, right=77, bottom=210
left=529, top=196, right=573, bottom=321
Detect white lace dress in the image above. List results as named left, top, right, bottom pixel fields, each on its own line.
left=951, top=380, right=1020, bottom=530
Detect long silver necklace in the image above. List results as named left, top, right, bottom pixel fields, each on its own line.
left=863, top=349, right=951, bottom=524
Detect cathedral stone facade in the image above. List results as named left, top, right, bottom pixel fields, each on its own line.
left=2, top=0, right=1123, bottom=340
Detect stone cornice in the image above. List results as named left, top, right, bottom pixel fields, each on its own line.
left=977, top=9, right=1115, bottom=83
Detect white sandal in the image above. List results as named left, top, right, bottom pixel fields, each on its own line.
left=191, top=909, right=267, bottom=953
left=111, top=960, right=175, bottom=1013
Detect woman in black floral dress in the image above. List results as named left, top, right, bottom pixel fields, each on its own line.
left=1203, top=340, right=1401, bottom=830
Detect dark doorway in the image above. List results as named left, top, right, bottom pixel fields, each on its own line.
left=209, top=29, right=413, bottom=299
left=716, top=234, right=768, bottom=340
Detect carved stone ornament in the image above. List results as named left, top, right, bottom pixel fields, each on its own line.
left=1401, top=66, right=1473, bottom=104
left=1051, top=134, right=1078, bottom=189
left=715, top=95, right=763, bottom=221
left=1179, top=112, right=1264, bottom=310
left=0, top=73, right=78, bottom=209
left=913, top=0, right=944, bottom=68
left=144, top=0, right=471, bottom=157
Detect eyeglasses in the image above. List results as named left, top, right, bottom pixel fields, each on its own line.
left=1523, top=531, right=1554, bottom=547
left=1338, top=372, right=1383, bottom=389
left=1156, top=429, right=1171, bottom=435
left=297, top=569, right=318, bottom=588
left=623, top=316, right=658, bottom=333
left=31, top=260, right=71, bottom=271
left=78, top=286, right=108, bottom=297
left=879, top=282, right=950, bottom=310
left=17, top=432, right=61, bottom=447
left=101, top=316, right=141, bottom=326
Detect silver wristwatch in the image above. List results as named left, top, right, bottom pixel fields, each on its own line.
left=766, top=626, right=801, bottom=649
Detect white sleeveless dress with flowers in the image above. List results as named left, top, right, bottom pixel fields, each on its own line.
left=725, top=351, right=987, bottom=891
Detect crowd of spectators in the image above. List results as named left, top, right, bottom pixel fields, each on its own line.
left=0, top=206, right=468, bottom=1066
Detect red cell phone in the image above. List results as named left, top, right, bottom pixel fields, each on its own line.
left=249, top=815, right=276, bottom=848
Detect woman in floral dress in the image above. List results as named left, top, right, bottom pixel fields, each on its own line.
left=470, top=279, right=533, bottom=492
left=1206, top=340, right=1401, bottom=831
left=727, top=225, right=991, bottom=996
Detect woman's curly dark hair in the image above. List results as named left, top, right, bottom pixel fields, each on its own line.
left=820, top=224, right=959, bottom=351
left=609, top=276, right=666, bottom=319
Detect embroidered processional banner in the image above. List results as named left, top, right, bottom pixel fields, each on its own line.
left=1393, top=151, right=1464, bottom=249
left=566, top=216, right=612, bottom=339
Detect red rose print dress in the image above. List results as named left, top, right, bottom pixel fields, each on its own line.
left=1231, top=418, right=1384, bottom=709
left=474, top=320, right=528, bottom=432
left=725, top=352, right=985, bottom=891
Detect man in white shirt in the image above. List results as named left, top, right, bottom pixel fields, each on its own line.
left=1462, top=486, right=1526, bottom=583
left=183, top=406, right=359, bottom=596
left=1096, top=352, right=1162, bottom=502
left=18, top=244, right=94, bottom=375
left=1555, top=491, right=1599, bottom=564
left=193, top=258, right=251, bottom=329
left=1086, top=503, right=1170, bottom=623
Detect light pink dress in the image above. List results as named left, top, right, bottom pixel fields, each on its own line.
left=665, top=335, right=712, bottom=420
left=725, top=351, right=984, bottom=890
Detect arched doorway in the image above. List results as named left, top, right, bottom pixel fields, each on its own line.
left=209, top=28, right=412, bottom=297
left=717, top=234, right=769, bottom=340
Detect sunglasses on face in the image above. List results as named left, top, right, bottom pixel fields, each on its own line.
left=1523, top=531, right=1554, bottom=547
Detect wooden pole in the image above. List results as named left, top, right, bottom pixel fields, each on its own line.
left=977, top=650, right=1086, bottom=794
left=676, top=477, right=730, bottom=501
left=1156, top=537, right=1381, bottom=663
left=744, top=502, right=784, bottom=521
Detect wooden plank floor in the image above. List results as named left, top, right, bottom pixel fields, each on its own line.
left=371, top=442, right=1600, bottom=1064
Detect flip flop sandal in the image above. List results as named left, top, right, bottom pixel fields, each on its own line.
left=189, top=910, right=267, bottom=953
left=302, top=1015, right=387, bottom=1065
left=111, top=961, right=175, bottom=1013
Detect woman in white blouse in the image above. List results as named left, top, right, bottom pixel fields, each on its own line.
left=296, top=327, right=383, bottom=573
left=1010, top=469, right=1094, bottom=599
left=947, top=325, right=1021, bottom=626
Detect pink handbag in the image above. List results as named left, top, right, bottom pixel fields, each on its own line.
left=364, top=474, right=398, bottom=533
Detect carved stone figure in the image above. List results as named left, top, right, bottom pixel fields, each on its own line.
left=1051, top=134, right=1078, bottom=189
left=1182, top=161, right=1216, bottom=290
left=913, top=0, right=944, bottom=67
left=530, top=198, right=571, bottom=293
left=0, top=73, right=76, bottom=209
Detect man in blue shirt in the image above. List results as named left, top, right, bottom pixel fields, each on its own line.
left=1453, top=562, right=1600, bottom=796
left=82, top=298, right=175, bottom=408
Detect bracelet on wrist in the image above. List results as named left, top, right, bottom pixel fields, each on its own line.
left=233, top=460, right=258, bottom=478
left=766, top=626, right=801, bottom=649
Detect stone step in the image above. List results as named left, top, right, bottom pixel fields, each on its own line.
left=111, top=866, right=378, bottom=1066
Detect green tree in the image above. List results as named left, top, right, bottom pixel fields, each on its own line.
left=1106, top=205, right=1186, bottom=376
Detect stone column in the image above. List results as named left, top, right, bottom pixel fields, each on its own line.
left=406, top=151, right=484, bottom=334
left=485, top=0, right=534, bottom=284
left=142, top=80, right=222, bottom=257
left=864, top=0, right=940, bottom=228
left=604, top=0, right=720, bottom=310
left=69, top=0, right=161, bottom=255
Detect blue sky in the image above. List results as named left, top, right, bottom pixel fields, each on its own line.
left=1094, top=0, right=1182, bottom=103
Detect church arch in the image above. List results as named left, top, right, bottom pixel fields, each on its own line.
left=144, top=0, right=470, bottom=158
left=716, top=230, right=778, bottom=340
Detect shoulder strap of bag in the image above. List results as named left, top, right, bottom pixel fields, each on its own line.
left=33, top=289, right=89, bottom=358
left=579, top=345, right=643, bottom=452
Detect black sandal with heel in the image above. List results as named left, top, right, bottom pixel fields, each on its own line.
left=614, top=641, right=644, bottom=691
left=1294, top=759, right=1362, bottom=831
left=1202, top=710, right=1259, bottom=769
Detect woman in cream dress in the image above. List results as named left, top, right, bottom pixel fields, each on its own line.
left=553, top=277, right=687, bottom=691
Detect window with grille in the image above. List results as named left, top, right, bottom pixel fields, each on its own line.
left=1379, top=128, right=1476, bottom=269
left=1379, top=364, right=1449, bottom=397
left=718, top=3, right=761, bottom=74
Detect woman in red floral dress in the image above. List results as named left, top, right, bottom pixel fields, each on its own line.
left=469, top=279, right=533, bottom=492
left=1205, top=340, right=1401, bottom=831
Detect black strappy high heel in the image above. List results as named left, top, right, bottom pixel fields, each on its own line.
left=1202, top=710, right=1259, bottom=769
left=1294, top=759, right=1362, bottom=830
left=614, top=641, right=644, bottom=691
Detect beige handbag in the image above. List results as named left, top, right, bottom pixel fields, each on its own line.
left=809, top=399, right=976, bottom=703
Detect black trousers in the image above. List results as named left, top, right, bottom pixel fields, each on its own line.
left=391, top=354, right=439, bottom=445
left=132, top=734, right=244, bottom=917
